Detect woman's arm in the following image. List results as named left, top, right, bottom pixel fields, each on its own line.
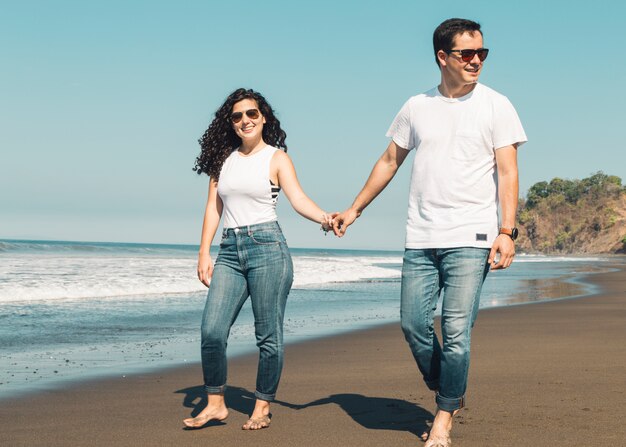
left=272, top=151, right=331, bottom=227
left=198, top=179, right=223, bottom=287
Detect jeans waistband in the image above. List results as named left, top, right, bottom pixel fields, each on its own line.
left=222, top=220, right=281, bottom=237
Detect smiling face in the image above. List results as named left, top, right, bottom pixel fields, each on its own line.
left=438, top=31, right=485, bottom=90
left=231, top=98, right=266, bottom=144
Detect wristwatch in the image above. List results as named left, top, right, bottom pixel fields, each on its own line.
left=499, top=227, right=519, bottom=241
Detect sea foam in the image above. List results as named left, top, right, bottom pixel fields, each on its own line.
left=0, top=253, right=401, bottom=303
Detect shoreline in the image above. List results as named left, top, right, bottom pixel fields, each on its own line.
left=0, top=260, right=612, bottom=402
left=1, top=262, right=626, bottom=445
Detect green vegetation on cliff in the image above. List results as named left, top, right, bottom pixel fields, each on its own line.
left=517, top=172, right=626, bottom=254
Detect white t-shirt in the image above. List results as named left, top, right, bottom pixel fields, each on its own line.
left=217, top=145, right=280, bottom=229
left=386, top=83, right=527, bottom=249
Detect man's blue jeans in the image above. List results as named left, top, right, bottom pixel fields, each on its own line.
left=200, top=221, right=294, bottom=402
left=400, top=247, right=490, bottom=412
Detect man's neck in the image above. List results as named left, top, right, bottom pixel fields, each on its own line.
left=437, top=79, right=478, bottom=99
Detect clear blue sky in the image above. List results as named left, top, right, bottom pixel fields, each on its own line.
left=2, top=0, right=625, bottom=249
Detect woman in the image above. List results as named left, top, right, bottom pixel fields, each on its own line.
left=183, top=88, right=333, bottom=430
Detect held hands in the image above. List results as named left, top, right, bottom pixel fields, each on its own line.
left=197, top=252, right=214, bottom=287
left=320, top=212, right=339, bottom=234
left=488, top=234, right=515, bottom=270
left=332, top=208, right=359, bottom=237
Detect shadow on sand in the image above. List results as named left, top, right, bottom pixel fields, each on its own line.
left=176, top=385, right=432, bottom=436
left=288, top=393, right=433, bottom=437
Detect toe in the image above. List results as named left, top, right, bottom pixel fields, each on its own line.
left=242, top=416, right=270, bottom=430
left=183, top=417, right=201, bottom=428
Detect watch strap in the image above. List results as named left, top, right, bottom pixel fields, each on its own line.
left=499, top=227, right=518, bottom=241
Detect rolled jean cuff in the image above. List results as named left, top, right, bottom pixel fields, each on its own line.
left=204, top=384, right=226, bottom=394
left=436, top=393, right=465, bottom=412
left=254, top=390, right=276, bottom=402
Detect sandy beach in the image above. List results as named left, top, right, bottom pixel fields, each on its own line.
left=1, top=263, right=625, bottom=446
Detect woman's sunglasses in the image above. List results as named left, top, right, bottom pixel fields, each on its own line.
left=230, top=108, right=260, bottom=124
left=447, top=48, right=489, bottom=63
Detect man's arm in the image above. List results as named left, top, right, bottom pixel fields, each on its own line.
left=333, top=140, right=410, bottom=237
left=489, top=145, right=518, bottom=270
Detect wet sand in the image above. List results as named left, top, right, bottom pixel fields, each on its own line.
left=1, top=263, right=625, bottom=446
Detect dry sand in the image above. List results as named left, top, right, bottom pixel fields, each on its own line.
left=1, top=263, right=625, bottom=446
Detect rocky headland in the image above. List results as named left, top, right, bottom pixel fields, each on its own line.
left=517, top=172, right=626, bottom=254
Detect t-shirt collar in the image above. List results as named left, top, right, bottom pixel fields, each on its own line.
left=436, top=83, right=480, bottom=103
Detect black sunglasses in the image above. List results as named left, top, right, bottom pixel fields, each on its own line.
left=230, top=108, right=260, bottom=123
left=447, top=48, right=489, bottom=62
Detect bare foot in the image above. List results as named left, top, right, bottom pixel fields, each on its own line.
left=420, top=409, right=461, bottom=447
left=242, top=399, right=271, bottom=430
left=183, top=407, right=228, bottom=428
left=424, top=408, right=456, bottom=446
left=424, top=433, right=450, bottom=447
left=242, top=415, right=271, bottom=430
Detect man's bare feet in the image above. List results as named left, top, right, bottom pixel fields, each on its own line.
left=242, top=415, right=271, bottom=430
left=423, top=408, right=456, bottom=446
left=183, top=393, right=229, bottom=428
left=242, top=399, right=271, bottom=430
left=424, top=433, right=451, bottom=447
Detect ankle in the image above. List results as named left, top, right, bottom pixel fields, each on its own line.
left=252, top=400, right=271, bottom=416
left=206, top=393, right=226, bottom=409
left=432, top=409, right=454, bottom=430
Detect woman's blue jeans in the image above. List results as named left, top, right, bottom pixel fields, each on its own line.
left=200, top=221, right=293, bottom=402
left=400, top=247, right=490, bottom=412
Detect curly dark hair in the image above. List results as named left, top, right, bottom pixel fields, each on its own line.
left=193, top=88, right=288, bottom=179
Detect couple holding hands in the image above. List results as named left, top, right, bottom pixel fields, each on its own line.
left=184, top=18, right=526, bottom=447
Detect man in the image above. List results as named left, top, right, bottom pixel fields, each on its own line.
left=332, top=18, right=527, bottom=447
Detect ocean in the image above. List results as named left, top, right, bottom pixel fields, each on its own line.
left=0, top=239, right=612, bottom=399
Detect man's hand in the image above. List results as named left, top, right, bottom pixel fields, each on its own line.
left=488, top=235, right=515, bottom=270
left=332, top=208, right=360, bottom=237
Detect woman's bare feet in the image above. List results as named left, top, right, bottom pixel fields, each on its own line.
left=183, top=393, right=229, bottom=428
left=242, top=399, right=271, bottom=430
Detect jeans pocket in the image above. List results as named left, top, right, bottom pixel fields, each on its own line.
left=249, top=230, right=281, bottom=245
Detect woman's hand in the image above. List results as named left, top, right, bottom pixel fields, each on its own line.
left=197, top=252, right=214, bottom=287
left=321, top=212, right=339, bottom=234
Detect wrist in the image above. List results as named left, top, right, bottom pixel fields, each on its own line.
left=498, top=226, right=518, bottom=241
left=350, top=206, right=362, bottom=218
left=320, top=212, right=331, bottom=234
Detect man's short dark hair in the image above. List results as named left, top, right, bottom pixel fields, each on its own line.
left=433, top=18, right=482, bottom=67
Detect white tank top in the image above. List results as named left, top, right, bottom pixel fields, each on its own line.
left=217, top=145, right=280, bottom=228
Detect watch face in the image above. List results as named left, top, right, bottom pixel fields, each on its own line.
left=511, top=227, right=519, bottom=240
